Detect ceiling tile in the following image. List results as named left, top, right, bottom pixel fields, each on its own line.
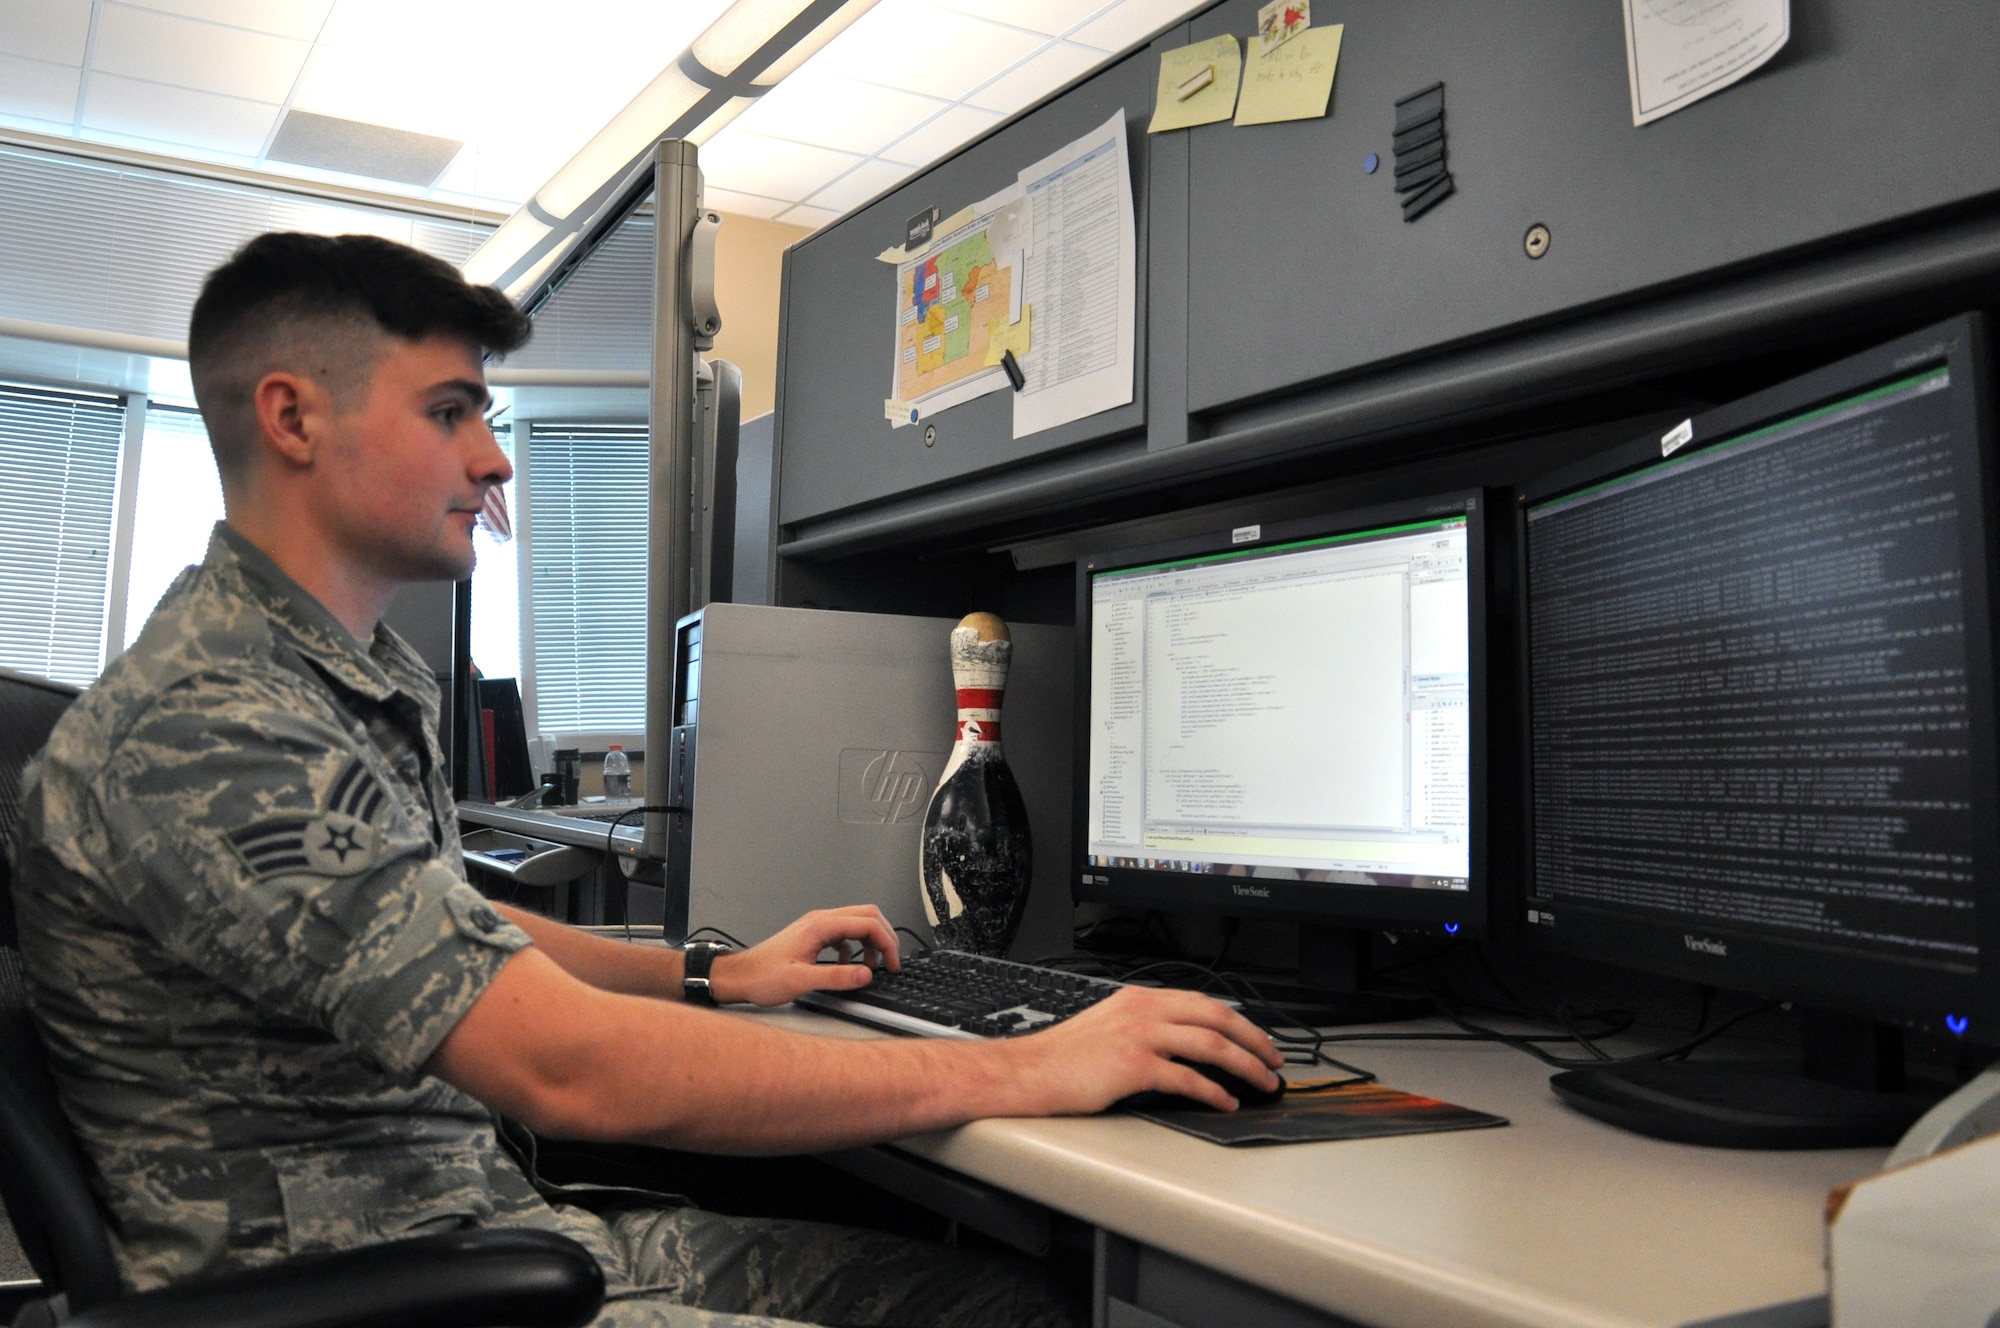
left=117, top=0, right=334, bottom=41
left=315, top=0, right=726, bottom=89
left=0, top=56, right=81, bottom=123
left=730, top=72, right=945, bottom=158
left=313, top=0, right=459, bottom=50
left=289, top=44, right=482, bottom=141
left=81, top=73, right=279, bottom=154
left=925, top=0, right=1113, bottom=39
left=965, top=41, right=1107, bottom=113
left=816, top=3, right=1045, bottom=102
left=775, top=202, right=842, bottom=232
left=94, top=6, right=308, bottom=103
left=428, top=145, right=553, bottom=209
left=292, top=33, right=663, bottom=168
left=803, top=157, right=914, bottom=214
left=1068, top=0, right=1201, bottom=56
left=700, top=186, right=793, bottom=222
left=267, top=110, right=462, bottom=186
left=0, top=0, right=91, bottom=65
left=695, top=131, right=862, bottom=203
left=876, top=103, right=1000, bottom=169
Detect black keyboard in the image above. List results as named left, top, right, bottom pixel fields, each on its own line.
left=795, top=950, right=1122, bottom=1040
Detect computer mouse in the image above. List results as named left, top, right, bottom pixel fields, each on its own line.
left=1116, top=1059, right=1286, bottom=1113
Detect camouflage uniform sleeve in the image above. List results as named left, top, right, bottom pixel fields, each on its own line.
left=79, top=668, right=532, bottom=1080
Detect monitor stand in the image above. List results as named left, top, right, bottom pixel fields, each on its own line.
left=1239, top=926, right=1431, bottom=1027
left=1549, top=1010, right=1947, bottom=1149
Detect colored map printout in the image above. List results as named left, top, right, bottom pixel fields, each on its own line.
left=892, top=212, right=1019, bottom=420
left=881, top=112, right=1133, bottom=436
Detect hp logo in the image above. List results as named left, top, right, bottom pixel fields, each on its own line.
left=838, top=749, right=944, bottom=825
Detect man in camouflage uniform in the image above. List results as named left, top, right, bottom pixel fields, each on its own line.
left=10, top=233, right=1281, bottom=1327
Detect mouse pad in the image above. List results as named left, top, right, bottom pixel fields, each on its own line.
left=1124, top=1081, right=1508, bottom=1146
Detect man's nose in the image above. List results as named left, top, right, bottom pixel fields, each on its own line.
left=472, top=419, right=513, bottom=486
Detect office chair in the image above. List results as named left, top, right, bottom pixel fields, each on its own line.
left=0, top=667, right=605, bottom=1328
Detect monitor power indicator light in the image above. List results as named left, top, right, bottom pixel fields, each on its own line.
left=1443, top=922, right=1459, bottom=935
left=1945, top=1013, right=1970, bottom=1036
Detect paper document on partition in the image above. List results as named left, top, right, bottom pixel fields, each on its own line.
left=883, top=185, right=1028, bottom=427
left=1622, top=0, right=1788, bottom=126
left=1012, top=111, right=1137, bottom=439
left=1147, top=35, right=1242, bottom=133
left=1234, top=24, right=1342, bottom=127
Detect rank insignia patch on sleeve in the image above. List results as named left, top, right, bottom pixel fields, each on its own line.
left=226, top=759, right=387, bottom=880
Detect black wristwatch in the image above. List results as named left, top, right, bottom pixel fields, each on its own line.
left=682, top=941, right=730, bottom=1006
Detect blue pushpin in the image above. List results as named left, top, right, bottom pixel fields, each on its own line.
left=909, top=407, right=919, bottom=424
left=1947, top=1013, right=1970, bottom=1036
left=1363, top=152, right=1379, bottom=174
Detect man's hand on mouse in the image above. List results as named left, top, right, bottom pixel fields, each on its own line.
left=708, top=906, right=900, bottom=1007
left=1000, top=986, right=1282, bottom=1114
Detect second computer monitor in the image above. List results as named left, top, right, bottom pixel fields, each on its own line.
left=1518, top=313, right=2000, bottom=1042
left=1074, top=491, right=1488, bottom=935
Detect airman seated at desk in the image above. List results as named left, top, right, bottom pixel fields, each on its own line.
left=9, top=232, right=1280, bottom=1328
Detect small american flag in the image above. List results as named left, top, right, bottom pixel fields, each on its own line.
left=478, top=485, right=513, bottom=542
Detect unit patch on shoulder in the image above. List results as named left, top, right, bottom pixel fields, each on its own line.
left=226, top=758, right=388, bottom=880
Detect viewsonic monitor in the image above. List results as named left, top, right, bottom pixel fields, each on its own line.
left=1074, top=491, right=1490, bottom=1005
left=1518, top=313, right=2000, bottom=1146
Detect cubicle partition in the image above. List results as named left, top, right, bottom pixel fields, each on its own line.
left=771, top=0, right=2000, bottom=575
left=774, top=47, right=1156, bottom=529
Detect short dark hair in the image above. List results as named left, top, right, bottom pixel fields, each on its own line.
left=188, top=232, right=532, bottom=479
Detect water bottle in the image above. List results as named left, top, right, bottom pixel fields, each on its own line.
left=919, top=612, right=1032, bottom=956
left=602, top=744, right=631, bottom=801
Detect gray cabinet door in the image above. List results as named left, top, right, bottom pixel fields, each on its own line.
left=777, top=47, right=1157, bottom=529
left=1184, top=0, right=2000, bottom=416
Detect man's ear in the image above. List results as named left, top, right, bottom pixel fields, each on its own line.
left=251, top=370, right=329, bottom=468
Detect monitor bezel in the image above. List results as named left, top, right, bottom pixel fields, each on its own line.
left=1514, top=312, right=2000, bottom=1040
left=1071, top=489, right=1491, bottom=938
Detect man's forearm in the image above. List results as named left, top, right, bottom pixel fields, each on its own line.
left=430, top=948, right=1041, bottom=1152
left=493, top=902, right=683, bottom=998
left=586, top=1008, right=1029, bottom=1154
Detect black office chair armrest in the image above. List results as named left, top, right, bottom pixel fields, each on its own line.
left=61, top=1228, right=606, bottom=1328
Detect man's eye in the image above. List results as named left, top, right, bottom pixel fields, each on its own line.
left=433, top=404, right=465, bottom=426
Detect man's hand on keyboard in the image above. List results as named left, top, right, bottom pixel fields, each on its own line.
left=711, top=906, right=901, bottom=1007
left=1009, top=987, right=1282, bottom=1114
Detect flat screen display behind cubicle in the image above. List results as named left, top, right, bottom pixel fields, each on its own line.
left=1073, top=492, right=1490, bottom=975
left=1518, top=313, right=2000, bottom=1146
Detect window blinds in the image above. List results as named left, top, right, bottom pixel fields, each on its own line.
left=0, top=145, right=488, bottom=344
left=525, top=423, right=650, bottom=732
left=0, top=385, right=124, bottom=686
left=506, top=214, right=653, bottom=373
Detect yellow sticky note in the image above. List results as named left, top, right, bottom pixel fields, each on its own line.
left=984, top=305, right=1032, bottom=367
left=1234, top=24, right=1342, bottom=126
left=1148, top=35, right=1243, bottom=133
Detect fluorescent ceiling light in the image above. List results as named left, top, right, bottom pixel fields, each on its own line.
left=464, top=0, right=876, bottom=303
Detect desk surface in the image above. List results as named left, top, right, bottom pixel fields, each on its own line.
left=752, top=1007, right=1875, bottom=1328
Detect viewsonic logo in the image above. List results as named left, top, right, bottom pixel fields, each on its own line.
left=1683, top=934, right=1728, bottom=957
left=1230, top=882, right=1271, bottom=898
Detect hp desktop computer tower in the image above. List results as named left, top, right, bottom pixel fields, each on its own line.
left=641, top=603, right=1073, bottom=961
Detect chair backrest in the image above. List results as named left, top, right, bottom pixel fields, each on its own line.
left=0, top=667, right=82, bottom=950
left=0, top=668, right=125, bottom=1309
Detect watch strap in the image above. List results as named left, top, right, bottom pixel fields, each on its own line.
left=683, top=941, right=726, bottom=1006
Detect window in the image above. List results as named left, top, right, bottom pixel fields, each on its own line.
left=0, top=384, right=123, bottom=685
left=520, top=423, right=649, bottom=734
left=123, top=405, right=225, bottom=650
left=468, top=428, right=521, bottom=682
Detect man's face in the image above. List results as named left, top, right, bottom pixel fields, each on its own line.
left=317, top=333, right=510, bottom=584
